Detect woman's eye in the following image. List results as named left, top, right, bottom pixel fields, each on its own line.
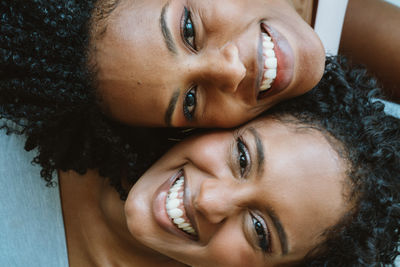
left=182, top=7, right=196, bottom=50
left=251, top=215, right=269, bottom=252
left=183, top=87, right=197, bottom=121
left=237, top=138, right=250, bottom=177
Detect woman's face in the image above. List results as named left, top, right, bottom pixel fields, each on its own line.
left=125, top=117, right=349, bottom=266
left=90, top=0, right=325, bottom=127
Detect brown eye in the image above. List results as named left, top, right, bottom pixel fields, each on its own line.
left=251, top=215, right=269, bottom=252
left=182, top=7, right=196, bottom=50
left=183, top=87, right=197, bottom=121
left=237, top=138, right=250, bottom=177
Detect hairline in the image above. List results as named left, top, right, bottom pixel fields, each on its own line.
left=269, top=114, right=360, bottom=264
left=89, top=0, right=122, bottom=40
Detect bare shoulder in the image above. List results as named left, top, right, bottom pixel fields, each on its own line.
left=340, top=0, right=400, bottom=101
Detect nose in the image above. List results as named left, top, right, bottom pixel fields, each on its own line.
left=195, top=43, right=246, bottom=93
left=194, top=178, right=247, bottom=224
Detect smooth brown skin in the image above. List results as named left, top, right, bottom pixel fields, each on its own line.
left=61, top=116, right=350, bottom=267
left=90, top=0, right=325, bottom=127
left=339, top=0, right=400, bottom=102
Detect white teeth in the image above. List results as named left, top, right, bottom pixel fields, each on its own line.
left=166, top=198, right=180, bottom=210
left=165, top=176, right=198, bottom=236
left=260, top=78, right=273, bottom=92
left=169, top=186, right=179, bottom=192
left=265, top=49, right=275, bottom=58
left=263, top=40, right=274, bottom=49
left=265, top=78, right=273, bottom=85
left=263, top=35, right=272, bottom=42
left=178, top=223, right=190, bottom=229
left=265, top=58, right=277, bottom=69
left=260, top=83, right=271, bottom=92
left=260, top=32, right=277, bottom=94
left=168, top=191, right=178, bottom=199
left=168, top=208, right=184, bottom=218
left=265, top=69, right=277, bottom=79
left=173, top=218, right=185, bottom=224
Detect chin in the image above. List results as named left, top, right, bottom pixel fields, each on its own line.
left=124, top=167, right=172, bottom=246
left=124, top=181, right=153, bottom=242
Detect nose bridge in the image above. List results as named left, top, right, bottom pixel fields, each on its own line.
left=196, top=42, right=246, bottom=93
left=195, top=177, right=246, bottom=224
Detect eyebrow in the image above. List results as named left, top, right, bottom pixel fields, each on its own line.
left=164, top=89, right=180, bottom=126
left=160, top=1, right=178, bottom=55
left=248, top=127, right=289, bottom=255
left=267, top=207, right=289, bottom=255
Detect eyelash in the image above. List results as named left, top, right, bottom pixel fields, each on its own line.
left=236, top=137, right=250, bottom=177
left=251, top=213, right=271, bottom=253
left=183, top=86, right=197, bottom=121
left=181, top=7, right=196, bottom=51
left=181, top=7, right=197, bottom=122
left=235, top=136, right=271, bottom=252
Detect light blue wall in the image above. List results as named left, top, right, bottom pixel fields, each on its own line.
left=385, top=0, right=400, bottom=7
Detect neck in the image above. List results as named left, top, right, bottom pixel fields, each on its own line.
left=59, top=169, right=184, bottom=267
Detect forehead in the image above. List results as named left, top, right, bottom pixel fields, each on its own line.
left=246, top=118, right=349, bottom=257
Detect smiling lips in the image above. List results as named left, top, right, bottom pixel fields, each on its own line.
left=166, top=175, right=198, bottom=237
left=256, top=22, right=295, bottom=101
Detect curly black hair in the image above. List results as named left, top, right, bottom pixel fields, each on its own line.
left=0, top=0, right=186, bottom=199
left=267, top=57, right=400, bottom=266
left=1, top=1, right=399, bottom=265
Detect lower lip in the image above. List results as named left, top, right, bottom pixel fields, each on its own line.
left=152, top=170, right=196, bottom=241
left=259, top=24, right=294, bottom=100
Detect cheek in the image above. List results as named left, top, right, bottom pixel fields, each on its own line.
left=271, top=21, right=324, bottom=98
left=200, top=226, right=258, bottom=267
left=285, top=20, right=325, bottom=76
left=124, top=187, right=155, bottom=244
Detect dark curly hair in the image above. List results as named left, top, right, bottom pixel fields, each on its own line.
left=0, top=0, right=186, bottom=199
left=1, top=1, right=399, bottom=265
left=267, top=57, right=400, bottom=266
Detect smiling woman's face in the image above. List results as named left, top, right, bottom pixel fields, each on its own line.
left=90, top=0, right=325, bottom=127
left=125, top=117, right=349, bottom=266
